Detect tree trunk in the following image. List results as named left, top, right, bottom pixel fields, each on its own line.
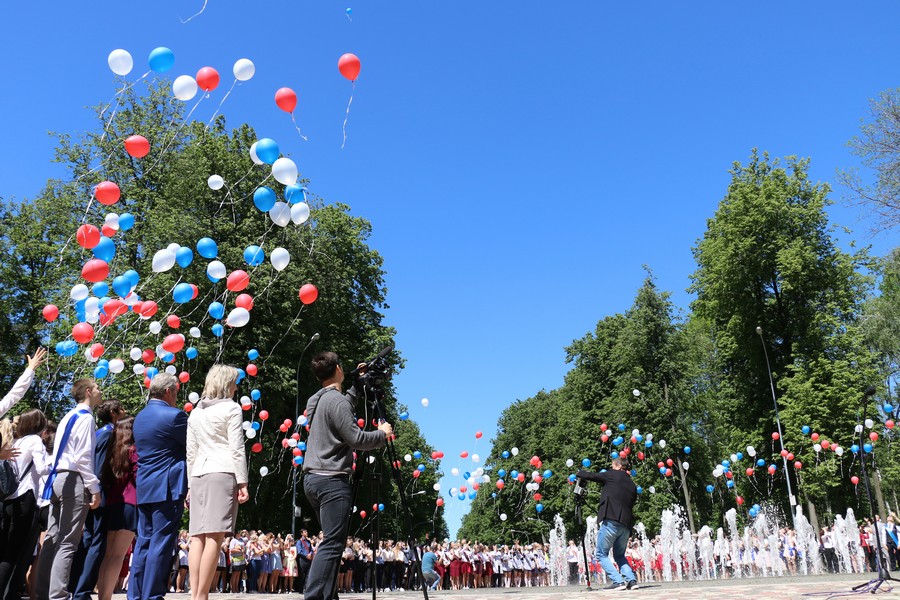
left=665, top=383, right=696, bottom=535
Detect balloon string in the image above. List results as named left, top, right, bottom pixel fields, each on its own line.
left=206, top=79, right=238, bottom=131
left=290, top=113, right=309, bottom=141
left=143, top=95, right=206, bottom=177
left=341, top=81, right=355, bottom=149
left=261, top=305, right=305, bottom=366
left=180, top=0, right=208, bottom=24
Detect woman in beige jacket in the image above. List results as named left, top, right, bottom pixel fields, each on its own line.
left=186, top=364, right=249, bottom=600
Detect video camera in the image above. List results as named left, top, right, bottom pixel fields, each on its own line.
left=354, top=344, right=394, bottom=387
left=573, top=477, right=587, bottom=503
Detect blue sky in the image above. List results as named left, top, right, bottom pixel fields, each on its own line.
left=3, top=2, right=898, bottom=537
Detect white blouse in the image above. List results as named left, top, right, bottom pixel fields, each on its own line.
left=186, top=397, right=248, bottom=485
left=11, top=434, right=50, bottom=499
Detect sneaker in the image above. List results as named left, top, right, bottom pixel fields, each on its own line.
left=604, top=581, right=627, bottom=591
left=626, top=580, right=638, bottom=590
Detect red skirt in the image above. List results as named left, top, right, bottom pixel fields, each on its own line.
left=461, top=562, right=473, bottom=575
left=484, top=563, right=493, bottom=578
left=449, top=559, right=461, bottom=577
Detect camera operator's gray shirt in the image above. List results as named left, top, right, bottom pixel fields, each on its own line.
left=302, top=386, right=386, bottom=475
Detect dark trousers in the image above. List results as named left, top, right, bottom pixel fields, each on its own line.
left=247, top=560, right=261, bottom=592
left=303, top=473, right=352, bottom=600
left=70, top=506, right=107, bottom=600
left=297, top=557, right=311, bottom=592
left=0, top=491, right=41, bottom=600
left=128, top=500, right=183, bottom=600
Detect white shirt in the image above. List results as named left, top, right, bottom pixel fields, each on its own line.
left=0, top=368, right=34, bottom=420
left=11, top=434, right=49, bottom=499
left=51, top=404, right=99, bottom=494
left=186, top=397, right=248, bottom=485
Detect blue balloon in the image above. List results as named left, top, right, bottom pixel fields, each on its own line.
left=801, top=425, right=811, bottom=435
left=613, top=437, right=624, bottom=446
left=568, top=474, right=576, bottom=483
left=492, top=492, right=497, bottom=498
left=726, top=480, right=735, bottom=488
left=186, top=347, right=198, bottom=359
left=864, top=443, right=873, bottom=453
left=94, top=365, right=109, bottom=378
left=721, top=459, right=730, bottom=467
left=197, top=237, right=218, bottom=259
left=636, top=486, right=643, bottom=494
left=173, top=283, right=194, bottom=303
left=618, top=424, right=625, bottom=431
left=56, top=340, right=78, bottom=356
left=413, top=451, right=422, bottom=459
left=600, top=469, right=607, bottom=473
left=148, top=47, right=175, bottom=73
left=243, top=245, right=265, bottom=266
left=253, top=187, right=276, bottom=212
left=346, top=7, right=352, bottom=15
left=463, top=471, right=471, bottom=480
left=112, top=276, right=132, bottom=297
left=248, top=349, right=260, bottom=360
left=208, top=302, right=225, bottom=319
left=399, top=411, right=409, bottom=420
left=535, top=503, right=544, bottom=512
left=736, top=452, right=744, bottom=460
left=93, top=236, right=115, bottom=262
left=510, top=470, right=519, bottom=479
left=145, top=367, right=159, bottom=379
left=119, top=213, right=135, bottom=231
left=255, top=138, right=280, bottom=165
left=497, top=469, right=506, bottom=478
left=251, top=389, right=261, bottom=401
left=298, top=442, right=307, bottom=451
left=749, top=508, right=758, bottom=517
left=684, top=446, right=692, bottom=454
left=706, top=485, right=714, bottom=493
left=123, top=269, right=140, bottom=288
left=458, top=493, right=465, bottom=501
left=543, top=470, right=552, bottom=478
left=884, top=404, right=894, bottom=413
left=251, top=422, right=261, bottom=431
left=236, top=369, right=246, bottom=383
left=212, top=323, right=224, bottom=337
left=645, top=440, right=653, bottom=448
left=161, top=352, right=176, bottom=364
left=92, top=282, right=109, bottom=297
left=659, top=467, right=667, bottom=475
left=293, top=456, right=304, bottom=465
left=378, top=503, right=385, bottom=511
left=610, top=451, right=619, bottom=459
left=851, top=444, right=860, bottom=453
left=756, top=459, right=766, bottom=467
left=417, top=464, right=425, bottom=472
left=285, top=184, right=306, bottom=205
left=175, top=247, right=194, bottom=268
left=635, top=434, right=643, bottom=442
left=501, top=450, right=510, bottom=459
left=581, top=459, right=591, bottom=468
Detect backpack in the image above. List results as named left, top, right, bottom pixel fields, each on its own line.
left=0, top=452, right=33, bottom=500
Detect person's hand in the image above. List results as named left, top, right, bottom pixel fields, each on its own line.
left=184, top=490, right=191, bottom=510
left=378, top=421, right=393, bottom=439
left=356, top=362, right=368, bottom=375
left=89, top=492, right=101, bottom=510
left=0, top=447, right=20, bottom=461
left=27, top=347, right=48, bottom=371
left=237, top=483, right=249, bottom=504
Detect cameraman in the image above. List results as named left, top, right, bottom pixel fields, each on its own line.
left=303, top=352, right=393, bottom=600
left=576, top=457, right=638, bottom=591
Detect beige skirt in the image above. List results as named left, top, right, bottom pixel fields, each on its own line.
left=189, top=472, right=238, bottom=535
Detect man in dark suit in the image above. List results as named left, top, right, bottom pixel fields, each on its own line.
left=128, top=374, right=187, bottom=600
left=70, top=400, right=124, bottom=600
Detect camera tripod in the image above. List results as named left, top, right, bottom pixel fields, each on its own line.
left=573, top=483, right=593, bottom=591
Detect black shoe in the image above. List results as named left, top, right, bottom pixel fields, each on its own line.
left=626, top=579, right=638, bottom=590
left=604, top=581, right=627, bottom=591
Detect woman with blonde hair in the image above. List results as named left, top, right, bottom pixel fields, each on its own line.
left=186, top=364, right=249, bottom=600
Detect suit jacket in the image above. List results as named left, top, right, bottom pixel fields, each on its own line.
left=95, top=422, right=114, bottom=506
left=134, top=399, right=188, bottom=504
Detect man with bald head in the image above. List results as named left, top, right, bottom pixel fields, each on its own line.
left=129, top=374, right=188, bottom=600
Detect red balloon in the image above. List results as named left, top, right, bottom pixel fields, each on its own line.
left=226, top=270, right=250, bottom=292
left=101, top=224, right=117, bottom=238
left=746, top=467, right=755, bottom=477
left=657, top=461, right=664, bottom=469
left=42, top=304, right=59, bottom=322
left=472, top=483, right=480, bottom=491
left=283, top=419, right=293, bottom=428
left=275, top=87, right=298, bottom=113
left=259, top=410, right=269, bottom=421
left=851, top=476, right=860, bottom=485
left=436, top=498, right=444, bottom=506
left=124, top=135, right=150, bottom=158
left=95, top=181, right=121, bottom=205
left=246, top=364, right=258, bottom=376
left=794, top=461, right=803, bottom=470
left=767, top=465, right=777, bottom=474
left=143, top=376, right=151, bottom=388
left=178, top=371, right=190, bottom=383
left=142, top=349, right=155, bottom=363
left=533, top=493, right=542, bottom=501
left=196, top=67, right=220, bottom=92
left=292, top=433, right=301, bottom=440
left=184, top=402, right=193, bottom=413
left=90, top=343, right=104, bottom=358
left=516, top=473, right=525, bottom=482
left=665, top=468, right=673, bottom=477
left=431, top=451, right=439, bottom=460
left=72, top=322, right=94, bottom=344
left=496, top=480, right=505, bottom=489
left=459, top=486, right=467, bottom=493
left=600, top=423, right=608, bottom=432
left=77, top=224, right=101, bottom=249
left=357, top=418, right=365, bottom=428
left=360, top=510, right=367, bottom=519
left=139, top=301, right=158, bottom=318
left=821, top=439, right=831, bottom=450
left=298, top=284, right=318, bottom=305
left=251, top=443, right=263, bottom=453
left=771, top=432, right=780, bottom=440
left=235, top=294, right=254, bottom=310
left=162, top=334, right=185, bottom=354
left=666, top=458, right=674, bottom=467
left=372, top=504, right=379, bottom=512
left=190, top=284, right=199, bottom=300
left=338, top=53, right=361, bottom=81
left=725, top=471, right=733, bottom=479
left=601, top=434, right=609, bottom=443
left=412, top=470, right=420, bottom=478
left=736, top=496, right=744, bottom=505
left=460, top=451, right=469, bottom=459
left=870, top=431, right=879, bottom=442
left=637, top=451, right=645, bottom=461
left=780, top=449, right=788, bottom=457
left=887, top=420, right=895, bottom=430
left=279, top=424, right=288, bottom=432
left=167, top=315, right=181, bottom=328
left=292, top=448, right=302, bottom=457
left=475, top=431, right=483, bottom=439
left=534, top=475, right=543, bottom=484
left=82, top=259, right=109, bottom=283
left=810, top=432, right=820, bottom=442
left=104, top=299, right=127, bottom=319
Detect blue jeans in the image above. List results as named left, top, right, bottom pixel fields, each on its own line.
left=594, top=520, right=635, bottom=584
left=303, top=473, right=352, bottom=600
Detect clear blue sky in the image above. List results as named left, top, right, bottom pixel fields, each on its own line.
left=3, top=2, right=898, bottom=537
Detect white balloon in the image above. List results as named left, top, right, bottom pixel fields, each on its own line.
left=565, top=459, right=574, bottom=468
left=166, top=242, right=181, bottom=253
left=233, top=58, right=255, bottom=81
left=433, top=483, right=441, bottom=491
left=85, top=297, right=100, bottom=314
left=500, top=513, right=507, bottom=521
left=86, top=311, right=100, bottom=324
left=475, top=468, right=484, bottom=477
left=109, top=359, right=125, bottom=374
left=242, top=421, right=252, bottom=430
left=165, top=365, right=177, bottom=375
left=855, top=424, right=864, bottom=433
left=151, top=249, right=177, bottom=273
left=421, top=398, right=429, bottom=407
left=291, top=202, right=310, bottom=225
left=189, top=392, right=200, bottom=402
left=149, top=321, right=162, bottom=334
left=835, top=446, right=844, bottom=456
left=482, top=474, right=490, bottom=483
left=207, top=260, right=227, bottom=281
left=104, top=213, right=120, bottom=230
left=813, top=443, right=822, bottom=453
left=269, top=202, right=291, bottom=227
left=713, top=467, right=723, bottom=477
left=84, top=348, right=99, bottom=363
left=129, top=347, right=142, bottom=361
left=298, top=415, right=308, bottom=426
left=272, top=158, right=298, bottom=186
left=226, top=307, right=251, bottom=328
left=451, top=468, right=459, bottom=477
left=132, top=364, right=146, bottom=375
left=511, top=447, right=519, bottom=456
left=287, top=438, right=297, bottom=447
left=173, top=75, right=198, bottom=101
left=682, top=462, right=690, bottom=471
left=865, top=418, right=874, bottom=429
left=259, top=466, right=269, bottom=477
left=472, top=453, right=480, bottom=463
left=449, top=488, right=457, bottom=496
left=270, top=247, right=290, bottom=271
left=249, top=142, right=264, bottom=165
left=208, top=175, right=225, bottom=190
left=632, top=429, right=640, bottom=437
left=155, top=344, right=165, bottom=356
left=632, top=389, right=641, bottom=397
left=404, top=454, right=412, bottom=462
left=71, top=284, right=89, bottom=302
left=246, top=429, right=256, bottom=439
left=649, top=486, right=656, bottom=494
left=747, top=445, right=756, bottom=457
left=646, top=433, right=653, bottom=441
left=730, top=454, right=738, bottom=463
left=367, top=455, right=375, bottom=464
left=467, top=477, right=475, bottom=485
left=659, top=439, right=667, bottom=449
left=240, top=395, right=251, bottom=405
left=189, top=327, right=201, bottom=338
left=108, top=49, right=133, bottom=76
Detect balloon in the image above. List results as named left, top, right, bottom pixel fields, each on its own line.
left=95, top=181, right=120, bottom=206
left=249, top=142, right=264, bottom=165
left=253, top=187, right=277, bottom=212
left=197, top=237, right=218, bottom=259
left=196, top=67, right=220, bottom=92
left=270, top=247, right=290, bottom=271
left=297, top=284, right=319, bottom=305
left=76, top=224, right=101, bottom=249
left=82, top=259, right=109, bottom=283
left=103, top=299, right=127, bottom=319
left=124, top=135, right=150, bottom=158
left=870, top=431, right=879, bottom=442
left=89, top=237, right=114, bottom=262
left=174, top=247, right=193, bottom=269
left=138, top=301, right=158, bottom=319
left=235, top=294, right=254, bottom=310
left=186, top=347, right=198, bottom=359
left=291, top=202, right=310, bottom=225
left=109, top=276, right=131, bottom=298
left=207, top=261, right=227, bottom=282
left=582, top=458, right=591, bottom=467
left=275, top=87, right=297, bottom=113
left=233, top=58, right=255, bottom=81
left=227, top=270, right=250, bottom=292
left=212, top=323, right=224, bottom=337
left=864, top=443, right=873, bottom=453
left=246, top=364, right=258, bottom=377
left=172, top=283, right=194, bottom=303
left=248, top=349, right=260, bottom=360
left=149, top=321, right=162, bottom=334
left=143, top=46, right=175, bottom=73
left=72, top=322, right=94, bottom=344
left=42, top=304, right=59, bottom=322
left=167, top=315, right=181, bottom=329
left=108, top=49, right=133, bottom=76
left=683, top=446, right=692, bottom=454
left=241, top=246, right=263, bottom=267
left=887, top=420, right=896, bottom=430
left=338, top=53, right=361, bottom=81
left=865, top=418, right=874, bottom=429
left=511, top=447, right=519, bottom=456
left=658, top=439, right=666, bottom=449
left=272, top=158, right=298, bottom=185
left=226, top=307, right=251, bottom=328
left=255, top=139, right=280, bottom=165
left=162, top=334, right=185, bottom=354
left=151, top=249, right=176, bottom=273
left=173, top=75, right=198, bottom=101
left=421, top=398, right=429, bottom=407
left=851, top=476, right=860, bottom=485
